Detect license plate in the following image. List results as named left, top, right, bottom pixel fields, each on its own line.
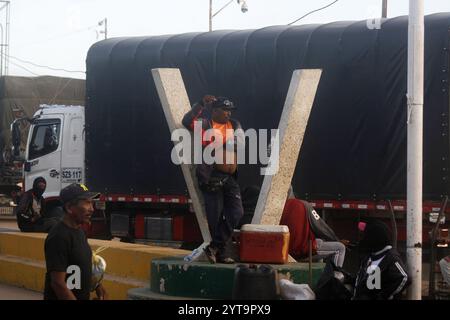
left=61, top=168, right=83, bottom=183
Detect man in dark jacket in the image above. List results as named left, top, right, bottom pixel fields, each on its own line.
left=280, top=198, right=348, bottom=267
left=16, top=177, right=59, bottom=233
left=352, top=219, right=411, bottom=300
left=182, top=95, right=244, bottom=264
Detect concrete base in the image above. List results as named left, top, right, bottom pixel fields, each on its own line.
left=149, top=257, right=325, bottom=300
left=0, top=232, right=188, bottom=300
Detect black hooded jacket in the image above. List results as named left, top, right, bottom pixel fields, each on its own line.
left=16, top=177, right=47, bottom=230
left=303, top=201, right=340, bottom=242
left=353, top=246, right=411, bottom=300
left=353, top=220, right=411, bottom=300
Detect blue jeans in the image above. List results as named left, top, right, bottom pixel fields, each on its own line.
left=202, top=172, right=243, bottom=252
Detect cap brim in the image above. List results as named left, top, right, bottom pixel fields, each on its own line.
left=77, top=192, right=101, bottom=200
left=220, top=106, right=237, bottom=110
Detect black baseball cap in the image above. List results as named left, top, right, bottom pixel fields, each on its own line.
left=60, top=183, right=100, bottom=205
left=211, top=97, right=236, bottom=110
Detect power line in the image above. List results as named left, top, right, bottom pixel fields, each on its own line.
left=7, top=60, right=80, bottom=104
left=288, top=0, right=340, bottom=25
left=15, top=24, right=98, bottom=49
left=3, top=52, right=85, bottom=74
left=50, top=78, right=73, bottom=105
left=8, top=59, right=40, bottom=77
left=5, top=61, right=79, bottom=103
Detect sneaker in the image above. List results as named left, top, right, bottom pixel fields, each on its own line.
left=204, top=245, right=217, bottom=264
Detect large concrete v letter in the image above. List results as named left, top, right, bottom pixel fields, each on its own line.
left=152, top=68, right=322, bottom=260
left=152, top=68, right=211, bottom=245
left=252, top=69, right=322, bottom=225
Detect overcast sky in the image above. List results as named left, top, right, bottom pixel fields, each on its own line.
left=4, top=0, right=450, bottom=79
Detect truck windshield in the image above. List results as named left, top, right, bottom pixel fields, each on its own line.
left=28, top=119, right=61, bottom=160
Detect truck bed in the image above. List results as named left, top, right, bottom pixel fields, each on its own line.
left=85, top=14, right=450, bottom=201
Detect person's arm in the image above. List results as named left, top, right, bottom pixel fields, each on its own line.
left=94, top=283, right=108, bottom=300
left=50, top=271, right=77, bottom=300
left=379, top=259, right=410, bottom=300
left=182, top=95, right=215, bottom=130
left=182, top=102, right=205, bottom=131
left=16, top=192, right=34, bottom=223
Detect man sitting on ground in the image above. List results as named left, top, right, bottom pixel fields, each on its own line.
left=352, top=219, right=410, bottom=300
left=16, top=177, right=59, bottom=233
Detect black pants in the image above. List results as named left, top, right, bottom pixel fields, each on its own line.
left=20, top=217, right=59, bottom=233
left=202, top=172, right=244, bottom=253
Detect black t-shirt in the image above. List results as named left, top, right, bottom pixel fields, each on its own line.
left=44, top=221, right=92, bottom=300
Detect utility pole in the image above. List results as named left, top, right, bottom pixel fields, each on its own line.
left=0, top=23, right=3, bottom=76
left=104, top=18, right=108, bottom=40
left=99, top=18, right=108, bottom=40
left=0, top=1, right=10, bottom=76
left=382, top=0, right=388, bottom=18
left=208, top=0, right=247, bottom=32
left=406, top=0, right=424, bottom=300
left=209, top=0, right=213, bottom=32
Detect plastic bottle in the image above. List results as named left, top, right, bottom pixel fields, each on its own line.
left=183, top=247, right=202, bottom=262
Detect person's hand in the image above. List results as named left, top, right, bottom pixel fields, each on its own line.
left=31, top=213, right=42, bottom=223
left=340, top=239, right=351, bottom=246
left=94, top=283, right=108, bottom=300
left=202, top=95, right=216, bottom=107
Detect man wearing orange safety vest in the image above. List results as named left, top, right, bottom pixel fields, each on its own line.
left=183, top=95, right=244, bottom=264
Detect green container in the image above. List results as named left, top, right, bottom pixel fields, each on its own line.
left=150, top=257, right=325, bottom=300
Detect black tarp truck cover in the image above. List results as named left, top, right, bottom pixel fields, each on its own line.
left=86, top=13, right=450, bottom=202
left=0, top=76, right=85, bottom=185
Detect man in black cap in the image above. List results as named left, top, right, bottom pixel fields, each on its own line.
left=352, top=219, right=410, bottom=300
left=44, top=183, right=107, bottom=300
left=183, top=95, right=244, bottom=264
left=16, top=177, right=59, bottom=233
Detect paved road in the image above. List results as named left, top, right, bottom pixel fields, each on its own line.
left=0, top=283, right=42, bottom=300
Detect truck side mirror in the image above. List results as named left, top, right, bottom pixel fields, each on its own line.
left=11, top=120, right=21, bottom=158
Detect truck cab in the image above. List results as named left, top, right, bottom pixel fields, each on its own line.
left=22, top=105, right=85, bottom=201
left=14, top=104, right=202, bottom=245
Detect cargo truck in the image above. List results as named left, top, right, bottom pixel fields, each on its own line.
left=0, top=76, right=84, bottom=216
left=12, top=13, right=450, bottom=248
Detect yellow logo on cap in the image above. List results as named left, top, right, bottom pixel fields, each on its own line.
left=80, top=184, right=89, bottom=191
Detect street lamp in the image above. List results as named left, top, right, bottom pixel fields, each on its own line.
left=209, top=0, right=248, bottom=32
